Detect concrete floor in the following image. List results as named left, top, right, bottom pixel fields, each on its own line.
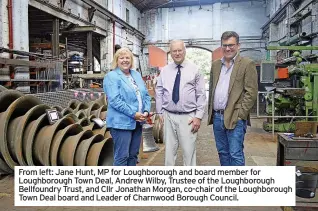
left=0, top=115, right=282, bottom=211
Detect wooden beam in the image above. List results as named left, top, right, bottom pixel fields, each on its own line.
left=0, top=58, right=56, bottom=68
left=30, top=43, right=65, bottom=49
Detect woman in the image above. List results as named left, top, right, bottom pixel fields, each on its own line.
left=103, top=48, right=151, bottom=166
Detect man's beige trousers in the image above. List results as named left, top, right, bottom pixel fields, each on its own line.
left=164, top=111, right=197, bottom=166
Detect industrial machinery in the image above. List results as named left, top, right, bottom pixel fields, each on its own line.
left=262, top=46, right=318, bottom=132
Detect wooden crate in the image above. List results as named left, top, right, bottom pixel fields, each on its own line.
left=277, top=133, right=318, bottom=210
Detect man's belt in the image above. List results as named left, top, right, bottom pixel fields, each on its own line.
left=213, top=109, right=225, bottom=115
left=165, top=109, right=194, bottom=115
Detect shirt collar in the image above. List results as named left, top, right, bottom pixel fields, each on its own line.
left=221, top=53, right=238, bottom=65
left=175, top=60, right=186, bottom=68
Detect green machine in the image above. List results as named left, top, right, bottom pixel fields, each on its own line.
left=263, top=46, right=318, bottom=132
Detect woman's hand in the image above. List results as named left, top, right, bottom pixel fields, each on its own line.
left=143, top=111, right=149, bottom=117
left=134, top=112, right=146, bottom=122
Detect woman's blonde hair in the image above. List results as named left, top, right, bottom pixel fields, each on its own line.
left=111, top=47, right=134, bottom=70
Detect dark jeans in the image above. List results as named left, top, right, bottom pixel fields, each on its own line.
left=109, top=122, right=142, bottom=166
left=213, top=112, right=247, bottom=166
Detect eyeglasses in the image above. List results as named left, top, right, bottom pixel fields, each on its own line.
left=222, top=44, right=236, bottom=49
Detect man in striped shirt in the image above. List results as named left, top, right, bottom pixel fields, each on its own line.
left=155, top=40, right=206, bottom=166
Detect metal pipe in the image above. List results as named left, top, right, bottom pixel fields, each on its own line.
left=7, top=0, right=13, bottom=56
left=313, top=75, right=318, bottom=121
left=256, top=92, right=260, bottom=117
left=278, top=32, right=308, bottom=46
left=113, top=21, right=115, bottom=55
left=65, top=37, right=69, bottom=89
left=272, top=92, right=274, bottom=140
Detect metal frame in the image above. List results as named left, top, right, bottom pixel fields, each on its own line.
left=81, top=0, right=145, bottom=40
left=266, top=46, right=318, bottom=50
left=256, top=91, right=318, bottom=139
left=0, top=57, right=62, bottom=92
left=30, top=0, right=107, bottom=36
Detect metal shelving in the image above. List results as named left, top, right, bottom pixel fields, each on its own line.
left=0, top=48, right=63, bottom=93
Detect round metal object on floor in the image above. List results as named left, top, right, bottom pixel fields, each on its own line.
left=64, top=113, right=79, bottom=122
left=77, top=118, right=90, bottom=127
left=88, top=114, right=96, bottom=121
left=74, top=134, right=104, bottom=166
left=58, top=130, right=94, bottom=166
left=94, top=94, right=107, bottom=107
left=75, top=110, right=87, bottom=119
left=142, top=124, right=159, bottom=152
left=13, top=104, right=50, bottom=166
left=73, top=102, right=89, bottom=113
left=93, top=125, right=107, bottom=136
left=7, top=117, right=23, bottom=162
left=0, top=95, right=42, bottom=169
left=50, top=123, right=83, bottom=166
left=68, top=99, right=80, bottom=110
left=153, top=119, right=161, bottom=143
left=84, top=102, right=100, bottom=116
left=159, top=123, right=164, bottom=143
left=0, top=157, right=12, bottom=174
left=24, top=113, right=50, bottom=166
left=61, top=108, right=73, bottom=116
left=93, top=105, right=106, bottom=119
left=86, top=134, right=113, bottom=166
left=33, top=116, right=76, bottom=166
left=83, top=122, right=96, bottom=131
left=0, top=90, right=23, bottom=113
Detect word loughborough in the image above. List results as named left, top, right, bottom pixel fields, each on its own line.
left=14, top=166, right=295, bottom=207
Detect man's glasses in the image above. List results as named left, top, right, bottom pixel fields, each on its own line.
left=222, top=44, right=236, bottom=49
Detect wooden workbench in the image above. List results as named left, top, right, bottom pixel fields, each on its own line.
left=277, top=133, right=318, bottom=210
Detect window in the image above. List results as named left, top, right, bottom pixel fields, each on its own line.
left=126, top=9, right=130, bottom=24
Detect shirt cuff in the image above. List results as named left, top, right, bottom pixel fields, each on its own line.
left=195, top=110, right=205, bottom=120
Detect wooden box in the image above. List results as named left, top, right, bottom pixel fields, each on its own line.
left=277, top=133, right=318, bottom=209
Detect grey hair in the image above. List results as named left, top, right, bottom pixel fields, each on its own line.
left=169, top=40, right=186, bottom=49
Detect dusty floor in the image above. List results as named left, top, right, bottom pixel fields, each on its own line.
left=0, top=115, right=282, bottom=211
